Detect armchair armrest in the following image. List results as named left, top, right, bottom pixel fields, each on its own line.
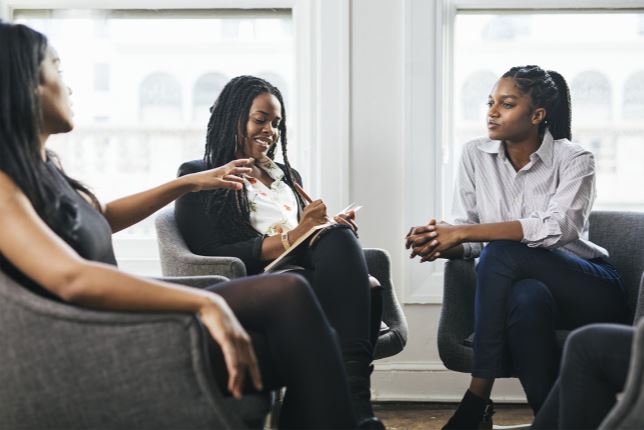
left=363, top=248, right=408, bottom=359
left=159, top=250, right=247, bottom=280
left=437, top=258, right=477, bottom=372
left=152, top=275, right=230, bottom=289
left=634, top=273, right=644, bottom=323
left=0, top=272, right=246, bottom=430
left=598, top=318, right=644, bottom=430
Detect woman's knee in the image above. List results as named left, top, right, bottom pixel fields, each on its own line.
left=476, top=240, right=519, bottom=274
left=478, top=240, right=520, bottom=262
left=269, top=273, right=314, bottom=300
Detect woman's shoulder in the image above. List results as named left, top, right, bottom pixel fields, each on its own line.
left=178, top=159, right=206, bottom=176
left=552, top=138, right=593, bottom=163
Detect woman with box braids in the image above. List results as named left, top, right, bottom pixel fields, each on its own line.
left=176, top=75, right=385, bottom=429
left=406, top=65, right=628, bottom=429
left=201, top=76, right=304, bottom=244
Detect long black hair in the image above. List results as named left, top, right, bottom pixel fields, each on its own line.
left=0, top=22, right=98, bottom=234
left=502, top=65, right=572, bottom=140
left=202, top=75, right=303, bottom=242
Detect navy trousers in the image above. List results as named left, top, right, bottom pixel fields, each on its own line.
left=472, top=240, right=628, bottom=413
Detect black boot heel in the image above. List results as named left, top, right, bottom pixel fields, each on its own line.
left=345, top=361, right=386, bottom=430
left=442, top=390, right=489, bottom=430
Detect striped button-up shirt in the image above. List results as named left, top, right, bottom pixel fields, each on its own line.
left=451, top=129, right=608, bottom=260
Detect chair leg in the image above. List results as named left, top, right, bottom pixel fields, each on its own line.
left=265, top=388, right=285, bottom=430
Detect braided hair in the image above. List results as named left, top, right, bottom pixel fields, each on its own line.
left=202, top=75, right=304, bottom=243
left=502, top=65, right=572, bottom=140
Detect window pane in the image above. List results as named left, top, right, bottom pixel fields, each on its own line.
left=16, top=10, right=294, bottom=243
left=453, top=12, right=644, bottom=211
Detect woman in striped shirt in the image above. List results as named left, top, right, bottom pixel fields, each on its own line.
left=406, top=65, right=629, bottom=429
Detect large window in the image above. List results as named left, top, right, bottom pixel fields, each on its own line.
left=453, top=12, right=644, bottom=212
left=403, top=3, right=644, bottom=303
left=15, top=9, right=294, bottom=272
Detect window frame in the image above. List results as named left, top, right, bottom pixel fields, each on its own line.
left=3, top=0, right=351, bottom=275
left=402, top=0, right=644, bottom=304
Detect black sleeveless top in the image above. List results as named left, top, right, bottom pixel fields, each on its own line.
left=0, top=161, right=117, bottom=300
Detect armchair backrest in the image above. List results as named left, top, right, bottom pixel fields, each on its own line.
left=588, top=211, right=644, bottom=323
left=155, top=206, right=246, bottom=279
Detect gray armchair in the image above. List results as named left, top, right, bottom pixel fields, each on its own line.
left=599, top=274, right=644, bottom=430
left=437, top=211, right=644, bottom=373
left=0, top=270, right=269, bottom=430
left=155, top=206, right=408, bottom=360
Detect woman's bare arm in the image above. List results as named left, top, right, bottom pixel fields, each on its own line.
left=103, top=159, right=252, bottom=233
left=0, top=171, right=260, bottom=398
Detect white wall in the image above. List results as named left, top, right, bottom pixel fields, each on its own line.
left=349, top=0, right=526, bottom=402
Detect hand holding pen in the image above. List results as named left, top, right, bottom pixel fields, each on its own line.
left=293, top=183, right=359, bottom=233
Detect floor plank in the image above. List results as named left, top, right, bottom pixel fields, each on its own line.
left=373, top=402, right=534, bottom=430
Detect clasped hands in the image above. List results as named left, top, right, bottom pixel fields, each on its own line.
left=405, top=219, right=464, bottom=262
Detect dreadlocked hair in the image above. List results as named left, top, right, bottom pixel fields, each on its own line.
left=202, top=75, right=304, bottom=243
left=502, top=65, right=572, bottom=141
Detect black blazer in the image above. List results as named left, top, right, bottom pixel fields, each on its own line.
left=175, top=159, right=303, bottom=275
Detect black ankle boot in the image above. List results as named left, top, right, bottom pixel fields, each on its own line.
left=344, top=361, right=385, bottom=429
left=479, top=399, right=494, bottom=430
left=442, top=390, right=488, bottom=430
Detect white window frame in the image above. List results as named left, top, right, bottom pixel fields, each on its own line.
left=402, top=0, right=644, bottom=304
left=2, top=0, right=350, bottom=274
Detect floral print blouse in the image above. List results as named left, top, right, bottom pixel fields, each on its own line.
left=245, top=157, right=300, bottom=236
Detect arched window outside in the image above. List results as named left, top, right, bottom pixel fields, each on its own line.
left=623, top=71, right=644, bottom=120
left=570, top=70, right=612, bottom=121
left=461, top=70, right=497, bottom=121
left=192, top=72, right=228, bottom=122
left=139, top=72, right=182, bottom=122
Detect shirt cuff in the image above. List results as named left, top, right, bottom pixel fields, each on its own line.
left=519, top=217, right=562, bottom=245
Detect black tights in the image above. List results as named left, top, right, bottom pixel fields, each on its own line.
left=204, top=273, right=356, bottom=429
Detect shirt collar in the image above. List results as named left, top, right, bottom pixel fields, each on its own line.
left=532, top=129, right=555, bottom=168
left=256, top=156, right=285, bottom=181
left=476, top=128, right=555, bottom=167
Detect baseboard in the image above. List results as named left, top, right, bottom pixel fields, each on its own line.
left=371, top=361, right=528, bottom=403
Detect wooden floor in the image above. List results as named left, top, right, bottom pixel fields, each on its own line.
left=373, top=402, right=534, bottom=430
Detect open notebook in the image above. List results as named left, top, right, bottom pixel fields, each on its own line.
left=263, top=203, right=362, bottom=272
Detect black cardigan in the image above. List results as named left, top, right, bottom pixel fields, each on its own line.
left=175, top=159, right=303, bottom=275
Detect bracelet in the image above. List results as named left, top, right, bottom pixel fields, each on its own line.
left=280, top=231, right=291, bottom=251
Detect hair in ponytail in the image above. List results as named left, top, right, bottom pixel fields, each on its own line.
left=502, top=65, right=572, bottom=140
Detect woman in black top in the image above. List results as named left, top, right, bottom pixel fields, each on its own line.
left=0, top=22, right=358, bottom=429
left=175, top=75, right=384, bottom=429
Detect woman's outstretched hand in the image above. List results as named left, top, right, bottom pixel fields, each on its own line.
left=187, top=158, right=254, bottom=192
left=198, top=296, right=263, bottom=399
left=406, top=219, right=465, bottom=261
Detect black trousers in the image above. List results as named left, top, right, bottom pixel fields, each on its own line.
left=203, top=273, right=357, bottom=429
left=532, top=323, right=633, bottom=430
left=291, top=226, right=376, bottom=364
